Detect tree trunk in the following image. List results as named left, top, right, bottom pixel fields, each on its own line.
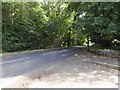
left=87, top=36, right=90, bottom=52
left=67, top=32, right=70, bottom=47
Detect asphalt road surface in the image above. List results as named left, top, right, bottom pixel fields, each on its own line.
left=1, top=47, right=84, bottom=78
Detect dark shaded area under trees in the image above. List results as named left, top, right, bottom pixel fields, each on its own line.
left=2, top=2, right=120, bottom=52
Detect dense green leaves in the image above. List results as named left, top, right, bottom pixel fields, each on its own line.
left=72, top=2, right=120, bottom=49
left=2, top=2, right=120, bottom=52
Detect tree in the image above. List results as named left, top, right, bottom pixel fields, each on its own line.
left=72, top=2, right=120, bottom=49
left=2, top=2, right=120, bottom=52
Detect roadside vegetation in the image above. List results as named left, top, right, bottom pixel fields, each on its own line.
left=2, top=2, right=120, bottom=52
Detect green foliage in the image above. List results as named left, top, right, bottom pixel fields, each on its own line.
left=72, top=2, right=120, bottom=49
left=2, top=2, right=120, bottom=52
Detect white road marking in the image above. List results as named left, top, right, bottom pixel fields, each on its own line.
left=41, top=49, right=69, bottom=56
left=41, top=51, right=57, bottom=56
left=62, top=54, right=66, bottom=56
left=41, top=49, right=70, bottom=56
left=0, top=57, right=29, bottom=65
left=1, top=49, right=71, bottom=64
left=58, top=50, right=68, bottom=53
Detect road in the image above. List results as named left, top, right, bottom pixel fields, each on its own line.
left=0, top=47, right=118, bottom=88
left=1, top=47, right=84, bottom=78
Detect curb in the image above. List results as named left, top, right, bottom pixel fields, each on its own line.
left=86, top=60, right=120, bottom=70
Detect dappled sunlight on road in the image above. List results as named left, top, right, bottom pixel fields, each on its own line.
left=28, top=56, right=118, bottom=88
